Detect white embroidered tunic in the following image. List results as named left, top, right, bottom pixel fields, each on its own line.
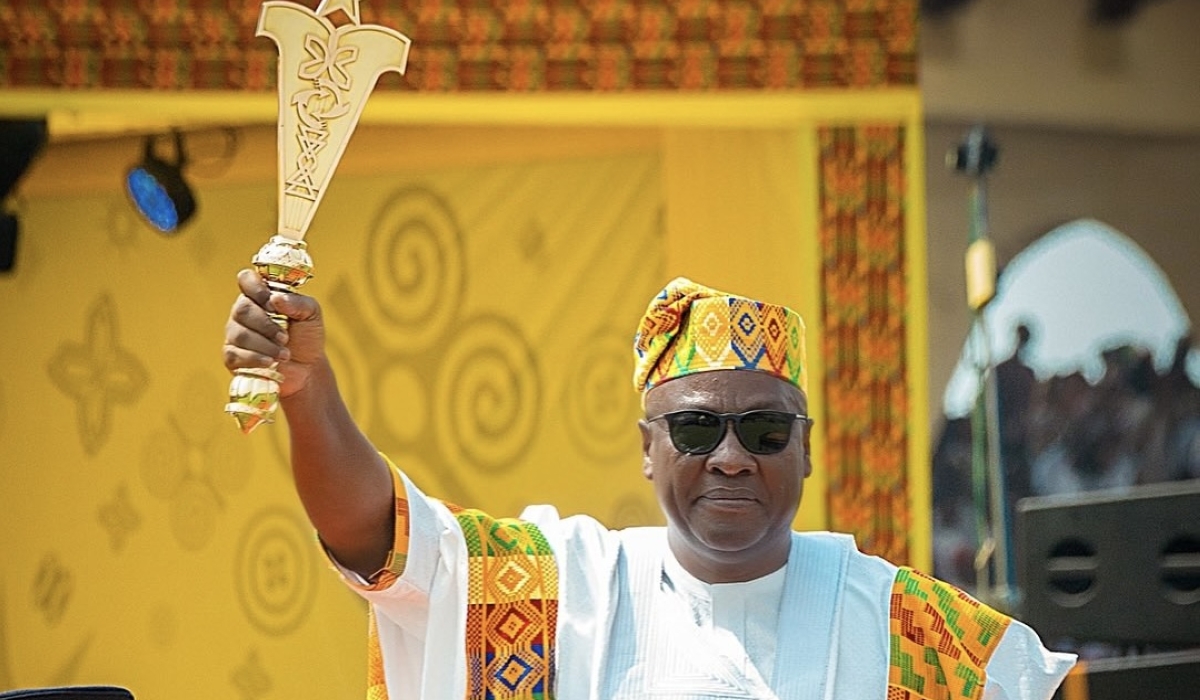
left=336, top=468, right=1076, bottom=700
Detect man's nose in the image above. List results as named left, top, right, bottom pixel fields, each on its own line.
left=705, top=420, right=757, bottom=475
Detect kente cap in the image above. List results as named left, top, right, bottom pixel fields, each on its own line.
left=632, top=277, right=807, bottom=394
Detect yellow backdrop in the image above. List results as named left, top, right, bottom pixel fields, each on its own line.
left=0, top=91, right=925, bottom=699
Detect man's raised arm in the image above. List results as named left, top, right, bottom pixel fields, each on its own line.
left=222, top=269, right=394, bottom=577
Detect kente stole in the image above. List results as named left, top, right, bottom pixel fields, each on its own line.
left=361, top=488, right=1006, bottom=700
left=887, top=567, right=1013, bottom=700
left=365, top=492, right=559, bottom=700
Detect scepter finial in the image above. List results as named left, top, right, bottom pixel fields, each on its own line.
left=316, top=0, right=361, bottom=25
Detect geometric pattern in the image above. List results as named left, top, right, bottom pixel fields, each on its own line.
left=367, top=609, right=390, bottom=700
left=0, top=1, right=918, bottom=92
left=453, top=508, right=558, bottom=700
left=633, top=276, right=807, bottom=393
left=887, top=567, right=1012, bottom=700
left=230, top=648, right=273, bottom=700
left=819, top=124, right=912, bottom=564
left=47, top=293, right=148, bottom=457
left=359, top=496, right=412, bottom=594
left=96, top=482, right=141, bottom=553
left=363, top=490, right=559, bottom=700
left=365, top=475, right=414, bottom=700
left=141, top=372, right=250, bottom=551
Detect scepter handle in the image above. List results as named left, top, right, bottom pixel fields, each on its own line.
left=226, top=236, right=313, bottom=434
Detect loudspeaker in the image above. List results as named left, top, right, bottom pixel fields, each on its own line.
left=0, top=119, right=47, bottom=199
left=1017, top=479, right=1200, bottom=645
left=0, top=119, right=46, bottom=275
left=1056, top=649, right=1200, bottom=700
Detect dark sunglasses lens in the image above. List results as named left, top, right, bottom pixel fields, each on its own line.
left=736, top=412, right=794, bottom=454
left=666, top=411, right=723, bottom=454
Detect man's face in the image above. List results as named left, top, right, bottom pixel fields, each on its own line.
left=639, top=369, right=812, bottom=583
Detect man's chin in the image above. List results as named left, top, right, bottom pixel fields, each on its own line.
left=694, top=527, right=767, bottom=556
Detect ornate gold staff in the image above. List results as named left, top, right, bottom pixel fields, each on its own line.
left=226, top=0, right=411, bottom=433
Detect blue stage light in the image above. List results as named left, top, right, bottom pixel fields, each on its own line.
left=125, top=132, right=196, bottom=234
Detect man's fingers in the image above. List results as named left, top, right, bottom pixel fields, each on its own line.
left=224, top=317, right=290, bottom=364
left=235, top=267, right=320, bottom=324
left=236, top=268, right=272, bottom=309
left=268, top=290, right=321, bottom=324
left=222, top=340, right=286, bottom=372
left=230, top=294, right=288, bottom=344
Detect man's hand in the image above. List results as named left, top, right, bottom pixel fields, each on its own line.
left=222, top=268, right=326, bottom=399
left=222, top=268, right=393, bottom=576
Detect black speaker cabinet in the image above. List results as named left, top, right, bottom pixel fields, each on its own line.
left=1055, top=649, right=1200, bottom=700
left=1017, top=479, right=1200, bottom=645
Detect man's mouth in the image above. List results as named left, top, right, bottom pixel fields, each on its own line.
left=698, top=488, right=759, bottom=504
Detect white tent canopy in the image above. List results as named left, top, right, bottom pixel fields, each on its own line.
left=943, top=218, right=1195, bottom=419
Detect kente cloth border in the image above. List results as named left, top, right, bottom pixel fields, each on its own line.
left=0, top=0, right=917, bottom=91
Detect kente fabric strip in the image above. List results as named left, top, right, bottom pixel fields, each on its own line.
left=0, top=0, right=918, bottom=91
left=633, top=277, right=808, bottom=393
left=367, top=607, right=390, bottom=700
left=363, top=466, right=415, bottom=700
left=359, top=461, right=559, bottom=700
left=341, top=459, right=1072, bottom=700
left=449, top=506, right=559, bottom=700
left=818, top=124, right=912, bottom=566
left=886, top=567, right=1013, bottom=700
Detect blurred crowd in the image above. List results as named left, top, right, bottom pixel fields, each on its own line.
left=932, top=326, right=1200, bottom=589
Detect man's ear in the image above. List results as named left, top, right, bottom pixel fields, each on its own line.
left=638, top=420, right=654, bottom=480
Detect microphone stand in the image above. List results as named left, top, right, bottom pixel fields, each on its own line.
left=949, top=125, right=1012, bottom=611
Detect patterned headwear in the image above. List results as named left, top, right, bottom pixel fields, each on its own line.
left=632, top=277, right=807, bottom=394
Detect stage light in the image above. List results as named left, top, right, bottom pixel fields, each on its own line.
left=0, top=118, right=48, bottom=274
left=0, top=213, right=17, bottom=273
left=125, top=131, right=196, bottom=234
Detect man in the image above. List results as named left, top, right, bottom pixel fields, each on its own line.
left=223, top=273, right=1075, bottom=700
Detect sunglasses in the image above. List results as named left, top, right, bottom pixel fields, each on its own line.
left=646, top=409, right=812, bottom=456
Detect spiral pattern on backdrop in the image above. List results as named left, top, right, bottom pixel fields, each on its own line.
left=563, top=329, right=640, bottom=464
left=435, top=315, right=540, bottom=476
left=234, top=507, right=318, bottom=637
left=365, top=187, right=465, bottom=352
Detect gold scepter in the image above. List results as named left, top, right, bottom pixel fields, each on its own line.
left=226, top=0, right=411, bottom=433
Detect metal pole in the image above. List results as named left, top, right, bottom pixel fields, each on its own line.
left=950, top=125, right=1011, bottom=610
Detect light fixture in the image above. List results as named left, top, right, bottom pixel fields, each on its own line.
left=0, top=118, right=48, bottom=273
left=125, top=130, right=196, bottom=234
